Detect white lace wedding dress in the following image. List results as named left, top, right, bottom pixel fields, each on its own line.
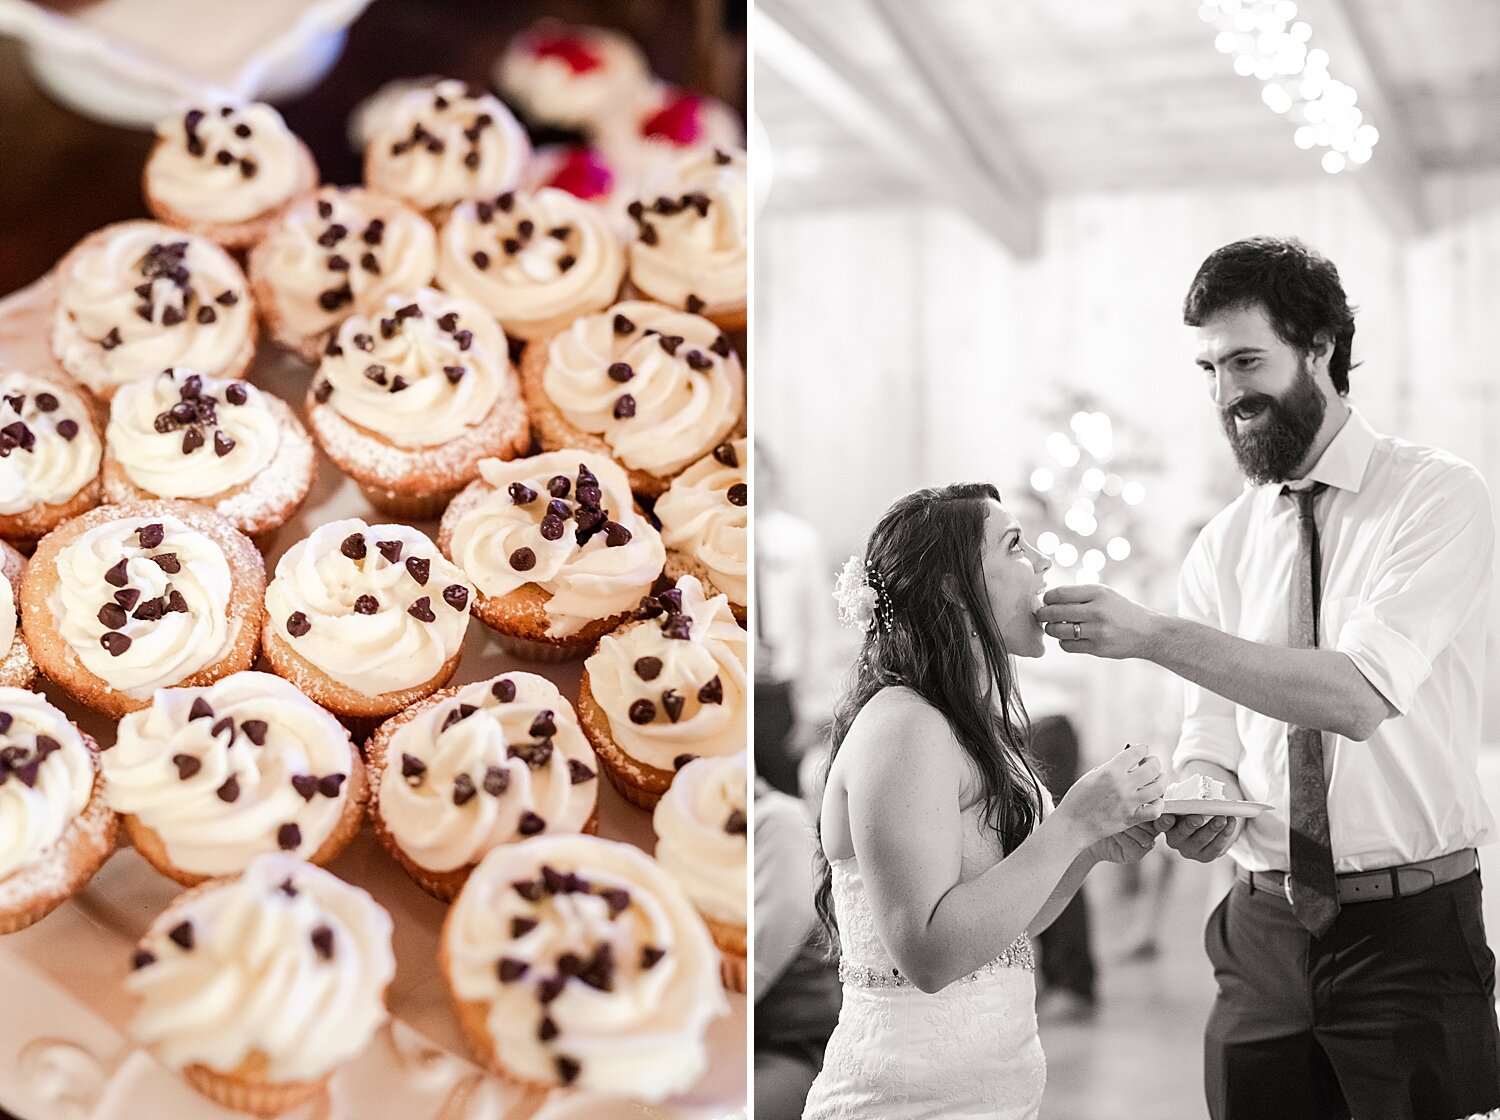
left=801, top=857, right=1046, bottom=1119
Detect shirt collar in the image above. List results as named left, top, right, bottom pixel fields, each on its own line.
left=1252, top=403, right=1377, bottom=507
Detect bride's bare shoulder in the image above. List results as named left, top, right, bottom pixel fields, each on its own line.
left=841, top=687, right=963, bottom=773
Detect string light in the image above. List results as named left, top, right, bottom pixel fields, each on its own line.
left=1200, top=0, right=1379, bottom=173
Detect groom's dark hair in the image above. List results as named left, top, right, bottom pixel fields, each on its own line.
left=1182, top=236, right=1359, bottom=395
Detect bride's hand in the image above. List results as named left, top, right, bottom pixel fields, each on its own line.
left=1054, top=742, right=1165, bottom=848
left=1088, top=820, right=1170, bottom=865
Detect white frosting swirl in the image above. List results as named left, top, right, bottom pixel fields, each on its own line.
left=266, top=519, right=471, bottom=696
left=127, top=854, right=395, bottom=1082
left=436, top=188, right=624, bottom=334
left=105, top=672, right=356, bottom=876
left=0, top=689, right=94, bottom=882
left=381, top=674, right=598, bottom=872
left=495, top=21, right=650, bottom=130
left=365, top=79, right=531, bottom=212
left=627, top=147, right=746, bottom=312
left=50, top=514, right=235, bottom=700
left=446, top=451, right=664, bottom=637
left=317, top=287, right=510, bottom=449
left=53, top=223, right=253, bottom=389
left=0, top=370, right=100, bottom=514
left=584, top=576, right=746, bottom=772
left=597, top=84, right=745, bottom=183
left=107, top=368, right=280, bottom=499
left=654, top=439, right=746, bottom=605
left=652, top=752, right=747, bottom=926
left=541, top=301, right=744, bottom=477
left=444, top=834, right=726, bottom=1101
left=253, top=187, right=437, bottom=344
left=148, top=101, right=307, bottom=225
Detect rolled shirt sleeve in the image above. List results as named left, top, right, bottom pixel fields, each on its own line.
left=1335, top=466, right=1495, bottom=715
left=1173, top=531, right=1246, bottom=774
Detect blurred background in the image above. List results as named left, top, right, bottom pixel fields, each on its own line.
left=751, top=1, right=1500, bottom=1117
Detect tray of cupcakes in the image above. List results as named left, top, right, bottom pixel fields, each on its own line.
left=0, top=15, right=746, bottom=1120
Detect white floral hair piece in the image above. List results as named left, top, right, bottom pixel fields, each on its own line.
left=833, top=554, right=890, bottom=632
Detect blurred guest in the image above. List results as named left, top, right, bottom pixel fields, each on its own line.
left=755, top=776, right=841, bottom=1120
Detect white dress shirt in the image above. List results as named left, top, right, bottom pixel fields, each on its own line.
left=1174, top=405, right=1497, bottom=872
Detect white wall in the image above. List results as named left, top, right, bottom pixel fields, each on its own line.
left=757, top=168, right=1500, bottom=752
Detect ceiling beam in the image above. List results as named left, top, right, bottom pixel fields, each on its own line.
left=864, top=0, right=1042, bottom=213
left=1296, top=0, right=1429, bottom=236
left=754, top=0, right=1041, bottom=257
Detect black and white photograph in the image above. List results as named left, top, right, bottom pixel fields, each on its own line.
left=753, top=2, right=1500, bottom=1118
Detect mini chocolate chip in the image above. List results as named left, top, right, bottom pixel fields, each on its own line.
left=568, top=760, right=595, bottom=785
left=538, top=1016, right=560, bottom=1042
left=113, top=587, right=141, bottom=610
left=539, top=515, right=565, bottom=542
left=97, top=602, right=127, bottom=629
left=437, top=312, right=460, bottom=332
left=213, top=431, right=235, bottom=457
left=628, top=699, right=655, bottom=724
left=286, top=611, right=310, bottom=637
left=172, top=754, right=200, bottom=779
left=225, top=382, right=248, bottom=405
left=133, top=597, right=165, bottom=622
left=556, top=1056, right=581, bottom=1085
left=239, top=720, right=267, bottom=747
left=613, top=313, right=635, bottom=335
left=380, top=317, right=398, bottom=339
left=713, top=442, right=738, bottom=467
left=546, top=498, right=571, bottom=521
left=546, top=475, right=571, bottom=499
left=319, top=773, right=346, bottom=797
left=215, top=149, right=234, bottom=166
left=472, top=250, right=490, bottom=269
left=408, top=597, right=436, bottom=622
left=714, top=148, right=732, bottom=165
left=454, top=329, right=472, bottom=351
left=529, top=711, right=557, bottom=739
left=364, top=364, right=387, bottom=386
left=310, top=925, right=335, bottom=961
left=518, top=810, right=546, bottom=835
left=659, top=334, right=684, bottom=356
left=613, top=394, right=636, bottom=420
left=687, top=349, right=713, bottom=371
left=726, top=809, right=748, bottom=834
left=100, top=328, right=122, bottom=350
left=101, top=631, right=132, bottom=656
left=340, top=533, right=367, bottom=560
left=169, top=921, right=194, bottom=950
left=498, top=957, right=528, bottom=982
left=291, top=774, right=317, bottom=801
left=497, top=191, right=515, bottom=211
left=278, top=823, right=302, bottom=850
left=443, top=365, right=466, bottom=384
left=217, top=775, right=240, bottom=802
left=240, top=159, right=257, bottom=178
left=639, top=223, right=658, bottom=246
left=608, top=362, right=633, bottom=383
left=318, top=223, right=347, bottom=248
left=662, top=615, right=693, bottom=641
left=377, top=539, right=403, bottom=563
left=603, top=521, right=632, bottom=547
left=641, top=946, right=666, bottom=969
left=216, top=290, right=238, bottom=306
left=443, top=584, right=468, bottom=611
left=673, top=753, right=699, bottom=770
left=599, top=887, right=630, bottom=917
left=151, top=553, right=181, bottom=574
left=353, top=594, right=379, bottom=615
left=405, top=556, right=430, bottom=585
left=57, top=419, right=79, bottom=440
left=361, top=252, right=381, bottom=274
left=686, top=294, right=705, bottom=314
left=492, top=678, right=517, bottom=702
left=711, top=334, right=732, bottom=357
left=188, top=696, right=213, bottom=721
left=317, top=200, right=334, bottom=219
left=313, top=380, right=334, bottom=403
left=512, top=917, right=539, bottom=938
left=168, top=591, right=189, bottom=614
left=508, top=481, right=537, bottom=505
left=389, top=375, right=409, bottom=393
left=634, top=657, right=662, bottom=681
left=327, top=253, right=349, bottom=272
left=557, top=254, right=576, bottom=272
left=196, top=305, right=217, bottom=325
left=510, top=547, right=536, bottom=572
left=662, top=689, right=685, bottom=723
left=512, top=879, right=544, bottom=903
left=0, top=713, right=12, bottom=734
left=658, top=588, right=684, bottom=613
left=401, top=754, right=426, bottom=785
left=484, top=765, right=510, bottom=796
left=452, top=773, right=476, bottom=806
left=132, top=949, right=156, bottom=970
left=180, top=428, right=204, bottom=458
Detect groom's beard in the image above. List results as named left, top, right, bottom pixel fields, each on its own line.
left=1219, top=361, right=1327, bottom=484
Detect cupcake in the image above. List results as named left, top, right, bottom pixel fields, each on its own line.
left=0, top=540, right=36, bottom=688
left=578, top=575, right=746, bottom=809
left=597, top=83, right=745, bottom=183
left=103, top=367, right=315, bottom=540
left=494, top=20, right=650, bottom=138
left=20, top=502, right=266, bottom=717
left=654, top=439, right=746, bottom=621
left=438, top=450, right=664, bottom=661
left=625, top=147, right=747, bottom=331
left=142, top=100, right=319, bottom=251
left=520, top=300, right=745, bottom=497
left=248, top=185, right=437, bottom=362
left=0, top=368, right=103, bottom=548
left=0, top=688, right=116, bottom=934
left=51, top=221, right=257, bottom=401
left=436, top=187, right=626, bottom=342
left=363, top=78, right=531, bottom=218
left=126, top=854, right=395, bottom=1117
left=103, top=672, right=365, bottom=887
left=261, top=518, right=473, bottom=731
left=441, top=833, right=727, bottom=1101
left=366, top=671, right=600, bottom=901
left=653, top=751, right=748, bottom=991
left=306, top=287, right=529, bottom=518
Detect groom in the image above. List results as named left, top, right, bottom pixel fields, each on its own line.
left=1038, top=236, right=1500, bottom=1120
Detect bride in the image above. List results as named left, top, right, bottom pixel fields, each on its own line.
left=802, top=483, right=1166, bottom=1120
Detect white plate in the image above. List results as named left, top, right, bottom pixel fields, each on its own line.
left=1160, top=798, right=1273, bottom=818
left=0, top=276, right=747, bottom=1120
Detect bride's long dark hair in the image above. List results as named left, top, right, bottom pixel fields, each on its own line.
left=813, top=483, right=1045, bottom=949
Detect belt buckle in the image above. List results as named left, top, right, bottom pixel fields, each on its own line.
left=1283, top=874, right=1295, bottom=906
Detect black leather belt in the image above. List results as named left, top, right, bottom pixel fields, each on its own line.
left=1237, top=848, right=1478, bottom=905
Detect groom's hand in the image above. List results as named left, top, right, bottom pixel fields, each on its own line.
left=1038, top=585, right=1161, bottom=659
left=1162, top=813, right=1243, bottom=862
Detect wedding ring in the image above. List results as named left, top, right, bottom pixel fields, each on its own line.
left=1072, top=622, right=1082, bottom=641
